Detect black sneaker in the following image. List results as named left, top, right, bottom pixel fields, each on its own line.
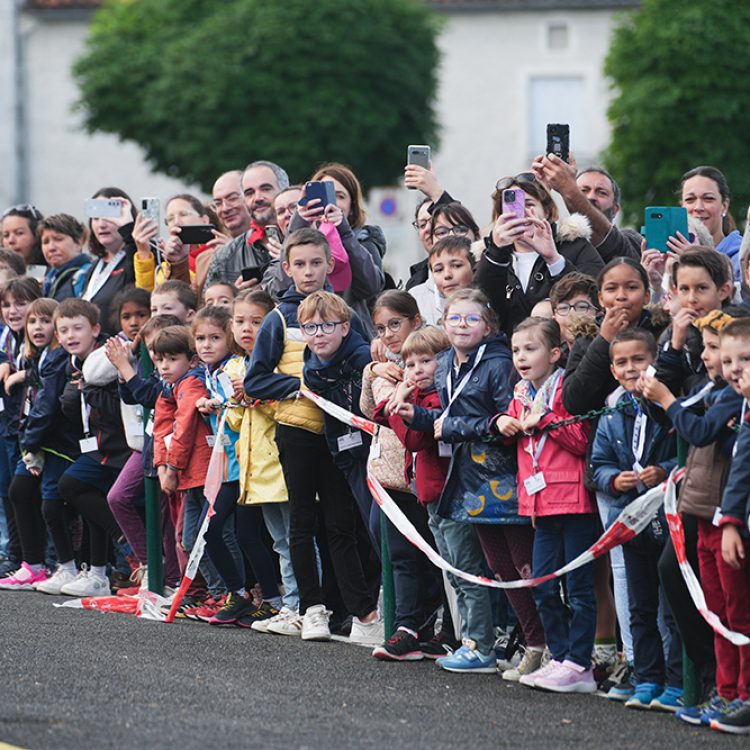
left=236, top=600, right=279, bottom=629
left=373, top=628, right=423, bottom=661
left=209, top=592, right=255, bottom=625
left=330, top=614, right=353, bottom=637
left=0, top=558, right=20, bottom=578
left=420, top=631, right=460, bottom=660
left=711, top=699, right=750, bottom=734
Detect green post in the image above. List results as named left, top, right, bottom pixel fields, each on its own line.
left=141, top=343, right=164, bottom=595
left=379, top=510, right=395, bottom=639
left=677, top=436, right=701, bottom=706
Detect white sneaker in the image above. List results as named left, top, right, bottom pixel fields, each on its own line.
left=59, top=566, right=112, bottom=597
left=257, top=606, right=303, bottom=635
left=349, top=615, right=384, bottom=646
left=34, top=566, right=78, bottom=595
left=502, top=647, right=544, bottom=682
left=301, top=604, right=331, bottom=641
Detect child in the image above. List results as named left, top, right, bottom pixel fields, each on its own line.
left=549, top=272, right=599, bottom=350
left=0, top=248, right=26, bottom=285
left=225, top=290, right=301, bottom=635
left=591, top=328, right=682, bottom=711
left=408, top=236, right=476, bottom=325
left=56, top=298, right=129, bottom=597
left=495, top=317, right=596, bottom=692
left=192, top=305, right=279, bottom=627
left=203, top=281, right=236, bottom=311
left=245, top=227, right=379, bottom=642
left=110, top=286, right=151, bottom=343
left=399, top=288, right=517, bottom=673
left=150, top=279, right=197, bottom=322
left=0, top=298, right=78, bottom=592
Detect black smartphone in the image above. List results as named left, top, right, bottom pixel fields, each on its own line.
left=300, top=181, right=336, bottom=208
left=178, top=224, right=216, bottom=244
left=265, top=226, right=282, bottom=243
left=241, top=266, right=263, bottom=283
left=546, top=123, right=570, bottom=162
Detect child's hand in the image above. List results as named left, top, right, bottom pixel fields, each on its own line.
left=670, top=308, right=699, bottom=351
left=0, top=362, right=11, bottom=384
left=231, top=378, right=245, bottom=402
left=521, top=412, right=543, bottom=433
left=613, top=471, right=639, bottom=492
left=370, top=337, right=388, bottom=363
left=104, top=336, right=130, bottom=369
left=371, top=362, right=403, bottom=384
left=738, top=368, right=750, bottom=402
left=4, top=370, right=25, bottom=395
left=637, top=465, right=666, bottom=488
left=599, top=307, right=630, bottom=343
left=159, top=466, right=178, bottom=494
left=433, top=415, right=445, bottom=440
left=392, top=402, right=415, bottom=423
left=196, top=397, right=221, bottom=414
left=638, top=375, right=675, bottom=409
left=722, top=525, right=746, bottom=570
left=495, top=415, right=523, bottom=437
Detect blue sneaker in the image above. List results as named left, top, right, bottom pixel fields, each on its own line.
left=625, top=682, right=663, bottom=710
left=650, top=686, right=684, bottom=712
left=436, top=639, right=496, bottom=674
left=677, top=693, right=739, bottom=726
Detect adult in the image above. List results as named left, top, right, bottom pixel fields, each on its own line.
left=475, top=173, right=604, bottom=336
left=81, top=187, right=138, bottom=335
left=272, top=186, right=303, bottom=238
left=680, top=166, right=742, bottom=279
left=1, top=204, right=46, bottom=267
left=532, top=153, right=641, bottom=263
left=38, top=214, right=92, bottom=301
left=205, top=161, right=289, bottom=289
left=212, top=170, right=251, bottom=239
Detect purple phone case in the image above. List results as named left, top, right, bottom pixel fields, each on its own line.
left=502, top=188, right=525, bottom=221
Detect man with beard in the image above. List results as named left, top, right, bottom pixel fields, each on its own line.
left=205, top=161, right=290, bottom=288
left=532, top=154, right=641, bottom=262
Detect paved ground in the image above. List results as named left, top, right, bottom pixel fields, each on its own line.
left=0, top=592, right=744, bottom=750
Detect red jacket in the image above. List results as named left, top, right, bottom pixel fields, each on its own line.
left=153, top=374, right=212, bottom=491
left=506, top=384, right=594, bottom=517
left=373, top=388, right=449, bottom=506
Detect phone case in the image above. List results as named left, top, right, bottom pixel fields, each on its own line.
left=141, top=197, right=160, bottom=226
left=84, top=198, right=121, bottom=219
left=178, top=224, right=216, bottom=244
left=502, top=188, right=525, bottom=221
left=303, top=181, right=336, bottom=208
left=546, top=123, right=570, bottom=162
left=407, top=145, right=431, bottom=168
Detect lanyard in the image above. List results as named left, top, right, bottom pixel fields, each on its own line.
left=733, top=401, right=747, bottom=458
left=680, top=380, right=715, bottom=408
left=631, top=397, right=647, bottom=467
left=443, top=344, right=486, bottom=417
left=82, top=250, right=125, bottom=301
left=38, top=346, right=49, bottom=372
left=80, top=391, right=92, bottom=437
left=526, top=370, right=563, bottom=470
left=13, top=340, right=24, bottom=371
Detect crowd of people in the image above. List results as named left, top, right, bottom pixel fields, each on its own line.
left=1, top=152, right=750, bottom=735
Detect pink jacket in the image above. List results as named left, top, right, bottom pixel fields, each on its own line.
left=507, top=384, right=594, bottom=518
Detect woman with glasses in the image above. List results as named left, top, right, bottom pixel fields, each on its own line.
left=1, top=204, right=46, bottom=268
left=475, top=174, right=604, bottom=336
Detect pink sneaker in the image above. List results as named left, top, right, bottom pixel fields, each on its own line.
left=0, top=562, right=47, bottom=591
left=534, top=659, right=597, bottom=694
left=519, top=659, right=561, bottom=687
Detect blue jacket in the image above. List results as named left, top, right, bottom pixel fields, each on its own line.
left=592, top=390, right=677, bottom=510
left=201, top=358, right=241, bottom=483
left=0, top=327, right=27, bottom=438
left=410, top=334, right=521, bottom=523
left=21, top=346, right=79, bottom=459
left=721, top=415, right=750, bottom=537
left=245, top=283, right=367, bottom=402
left=303, top=327, right=372, bottom=471
left=42, top=254, right=92, bottom=302
left=717, top=230, right=742, bottom=280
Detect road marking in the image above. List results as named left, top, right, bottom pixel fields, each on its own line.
left=0, top=742, right=28, bottom=750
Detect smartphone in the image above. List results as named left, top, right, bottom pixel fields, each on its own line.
left=178, top=224, right=216, bottom=245
left=546, top=123, right=570, bottom=163
left=265, top=226, right=282, bottom=244
left=407, top=145, right=431, bottom=168
left=241, top=266, right=263, bottom=283
left=300, top=181, right=336, bottom=208
left=84, top=198, right=121, bottom=219
left=502, top=188, right=526, bottom=221
left=140, top=197, right=160, bottom=226
left=644, top=207, right=688, bottom=253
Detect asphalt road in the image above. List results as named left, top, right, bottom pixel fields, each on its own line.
left=0, top=592, right=744, bottom=750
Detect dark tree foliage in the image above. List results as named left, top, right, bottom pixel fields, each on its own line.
left=74, top=0, right=441, bottom=191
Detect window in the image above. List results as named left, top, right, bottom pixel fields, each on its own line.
left=528, top=76, right=584, bottom=158
left=547, top=23, right=569, bottom=50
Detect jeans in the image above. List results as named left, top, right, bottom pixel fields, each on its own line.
left=261, top=503, right=299, bottom=610
left=0, top=438, right=21, bottom=560
left=532, top=514, right=598, bottom=668
left=426, top=504, right=494, bottom=655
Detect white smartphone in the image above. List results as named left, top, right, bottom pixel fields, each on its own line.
left=84, top=198, right=121, bottom=219
left=141, top=197, right=160, bottom=227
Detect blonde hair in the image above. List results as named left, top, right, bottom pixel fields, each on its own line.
left=25, top=297, right=59, bottom=359
left=297, top=291, right=352, bottom=324
left=402, top=326, right=450, bottom=361
left=442, top=288, right=499, bottom=332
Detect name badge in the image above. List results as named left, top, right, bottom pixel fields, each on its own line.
left=370, top=441, right=381, bottom=459
left=206, top=434, right=231, bottom=447
left=145, top=415, right=154, bottom=437
left=218, top=372, right=234, bottom=397
left=0, top=398, right=5, bottom=412
left=164, top=433, right=173, bottom=449
left=79, top=436, right=98, bottom=453
left=337, top=431, right=363, bottom=452
left=438, top=441, right=453, bottom=458
left=23, top=399, right=31, bottom=416
left=524, top=472, right=547, bottom=495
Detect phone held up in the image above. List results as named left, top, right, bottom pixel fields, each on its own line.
left=643, top=207, right=689, bottom=254
left=84, top=198, right=121, bottom=219
left=406, top=145, right=431, bottom=190
left=546, top=123, right=570, bottom=163
left=501, top=188, right=526, bottom=222
left=241, top=266, right=263, bottom=283
left=141, top=197, right=160, bottom=227
left=300, top=181, right=336, bottom=210
left=265, top=226, right=282, bottom=244
left=178, top=225, right=216, bottom=245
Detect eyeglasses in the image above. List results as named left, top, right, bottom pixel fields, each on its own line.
left=432, top=224, right=472, bottom=240
left=554, top=301, right=596, bottom=316
left=495, top=172, right=537, bottom=191
left=444, top=313, right=484, bottom=328
left=301, top=321, right=345, bottom=336
left=275, top=201, right=298, bottom=218
left=375, top=317, right=409, bottom=336
left=412, top=219, right=430, bottom=232
left=211, top=193, right=242, bottom=210
left=2, top=203, right=42, bottom=220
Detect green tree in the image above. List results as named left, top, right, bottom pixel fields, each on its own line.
left=74, top=0, right=441, bottom=192
left=604, top=0, right=750, bottom=225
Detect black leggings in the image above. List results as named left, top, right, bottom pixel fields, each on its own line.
left=58, top=475, right=121, bottom=567
left=8, top=474, right=44, bottom=564
left=42, top=499, right=75, bottom=563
